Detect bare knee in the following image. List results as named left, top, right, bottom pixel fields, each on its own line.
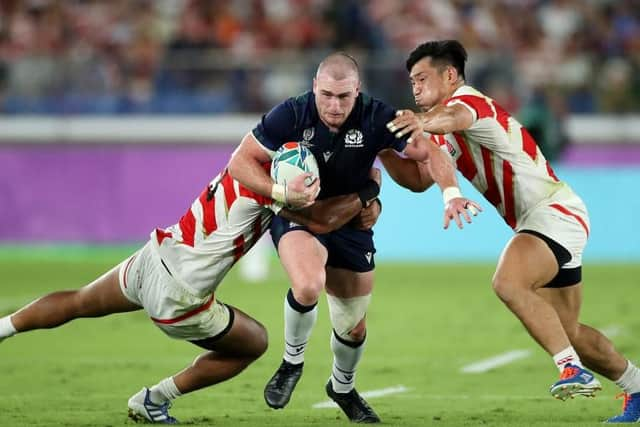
left=291, top=273, right=325, bottom=306
left=492, top=274, right=517, bottom=304
left=248, top=322, right=268, bottom=359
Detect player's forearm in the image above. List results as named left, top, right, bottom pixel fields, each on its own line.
left=426, top=147, right=458, bottom=190
left=280, top=194, right=363, bottom=234
left=379, top=150, right=434, bottom=192
left=420, top=105, right=461, bottom=134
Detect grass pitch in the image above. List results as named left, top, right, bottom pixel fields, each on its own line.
left=0, top=247, right=638, bottom=426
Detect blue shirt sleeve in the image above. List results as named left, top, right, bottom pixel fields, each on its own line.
left=252, top=100, right=298, bottom=151
left=374, top=101, right=408, bottom=152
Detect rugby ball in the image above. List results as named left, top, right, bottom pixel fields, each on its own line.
left=271, top=142, right=319, bottom=187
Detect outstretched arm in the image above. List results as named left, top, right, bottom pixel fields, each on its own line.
left=386, top=109, right=481, bottom=229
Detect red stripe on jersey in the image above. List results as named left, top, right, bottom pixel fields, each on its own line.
left=233, top=235, right=245, bottom=262
left=221, top=170, right=238, bottom=210
left=546, top=161, right=559, bottom=182
left=502, top=160, right=516, bottom=229
left=178, top=209, right=196, bottom=247
left=481, top=147, right=501, bottom=207
left=150, top=294, right=215, bottom=324
left=549, top=203, right=590, bottom=236
left=198, top=188, right=218, bottom=236
left=122, top=254, right=136, bottom=289
left=453, top=133, right=478, bottom=181
left=521, top=128, right=538, bottom=162
left=239, top=185, right=271, bottom=206
left=155, top=228, right=173, bottom=245
left=493, top=101, right=510, bottom=132
left=448, top=95, right=493, bottom=119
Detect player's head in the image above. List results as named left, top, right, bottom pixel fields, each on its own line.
left=405, top=40, right=467, bottom=110
left=313, top=52, right=360, bottom=131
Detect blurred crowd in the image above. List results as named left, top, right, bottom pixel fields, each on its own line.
left=0, top=0, right=639, bottom=123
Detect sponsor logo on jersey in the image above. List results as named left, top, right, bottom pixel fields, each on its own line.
left=344, top=129, right=364, bottom=148
left=323, top=151, right=333, bottom=162
left=444, top=140, right=457, bottom=157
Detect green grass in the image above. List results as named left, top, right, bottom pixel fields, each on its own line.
left=1, top=249, right=638, bottom=426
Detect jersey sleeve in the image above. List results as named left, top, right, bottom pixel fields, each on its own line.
left=252, top=100, right=298, bottom=152
left=374, top=101, right=408, bottom=152
left=445, top=95, right=495, bottom=124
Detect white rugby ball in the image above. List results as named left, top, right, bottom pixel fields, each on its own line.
left=270, top=142, right=319, bottom=187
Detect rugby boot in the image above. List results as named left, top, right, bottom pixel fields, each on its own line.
left=606, top=392, right=640, bottom=423
left=264, top=360, right=304, bottom=409
left=325, top=380, right=381, bottom=423
left=127, top=387, right=178, bottom=424
left=550, top=363, right=602, bottom=400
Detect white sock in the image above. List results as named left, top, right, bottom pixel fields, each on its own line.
left=615, top=361, right=640, bottom=394
left=0, top=316, right=17, bottom=339
left=149, top=377, right=182, bottom=404
left=283, top=289, right=318, bottom=365
left=330, top=331, right=366, bottom=393
left=553, top=346, right=583, bottom=372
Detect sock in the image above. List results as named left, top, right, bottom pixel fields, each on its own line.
left=0, top=316, right=17, bottom=339
left=149, top=377, right=182, bottom=405
left=330, top=330, right=366, bottom=393
left=283, top=289, right=318, bottom=365
left=615, top=361, right=640, bottom=394
left=553, top=346, right=583, bottom=372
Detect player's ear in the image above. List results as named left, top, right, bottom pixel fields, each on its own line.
left=447, top=66, right=457, bottom=84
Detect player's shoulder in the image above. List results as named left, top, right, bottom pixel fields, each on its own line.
left=288, top=91, right=314, bottom=109
left=359, top=92, right=396, bottom=123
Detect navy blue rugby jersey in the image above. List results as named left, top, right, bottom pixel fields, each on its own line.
left=252, top=91, right=407, bottom=199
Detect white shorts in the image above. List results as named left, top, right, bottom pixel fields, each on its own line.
left=516, top=192, right=590, bottom=269
left=118, top=242, right=232, bottom=341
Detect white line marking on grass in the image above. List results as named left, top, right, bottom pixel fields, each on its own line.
left=461, top=349, right=532, bottom=373
left=312, top=385, right=409, bottom=409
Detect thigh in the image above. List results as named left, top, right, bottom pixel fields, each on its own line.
left=325, top=267, right=374, bottom=298
left=277, top=228, right=328, bottom=286
left=76, top=262, right=141, bottom=316
left=191, top=305, right=267, bottom=358
left=494, top=233, right=559, bottom=290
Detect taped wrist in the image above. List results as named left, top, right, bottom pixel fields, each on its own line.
left=442, top=186, right=462, bottom=205
left=271, top=183, right=287, bottom=204
left=357, top=180, right=380, bottom=208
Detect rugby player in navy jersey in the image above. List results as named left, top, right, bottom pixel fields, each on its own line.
left=228, top=52, right=480, bottom=423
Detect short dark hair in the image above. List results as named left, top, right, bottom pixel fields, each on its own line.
left=406, top=40, right=467, bottom=80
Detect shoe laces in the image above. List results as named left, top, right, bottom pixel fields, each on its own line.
left=559, top=364, right=580, bottom=380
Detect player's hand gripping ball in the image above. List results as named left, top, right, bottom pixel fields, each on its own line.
left=270, top=142, right=319, bottom=187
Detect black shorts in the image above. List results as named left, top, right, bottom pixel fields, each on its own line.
left=519, top=230, right=582, bottom=288
left=270, top=216, right=376, bottom=272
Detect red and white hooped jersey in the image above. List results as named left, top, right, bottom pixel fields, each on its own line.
left=435, top=85, right=581, bottom=230
left=150, top=165, right=273, bottom=298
